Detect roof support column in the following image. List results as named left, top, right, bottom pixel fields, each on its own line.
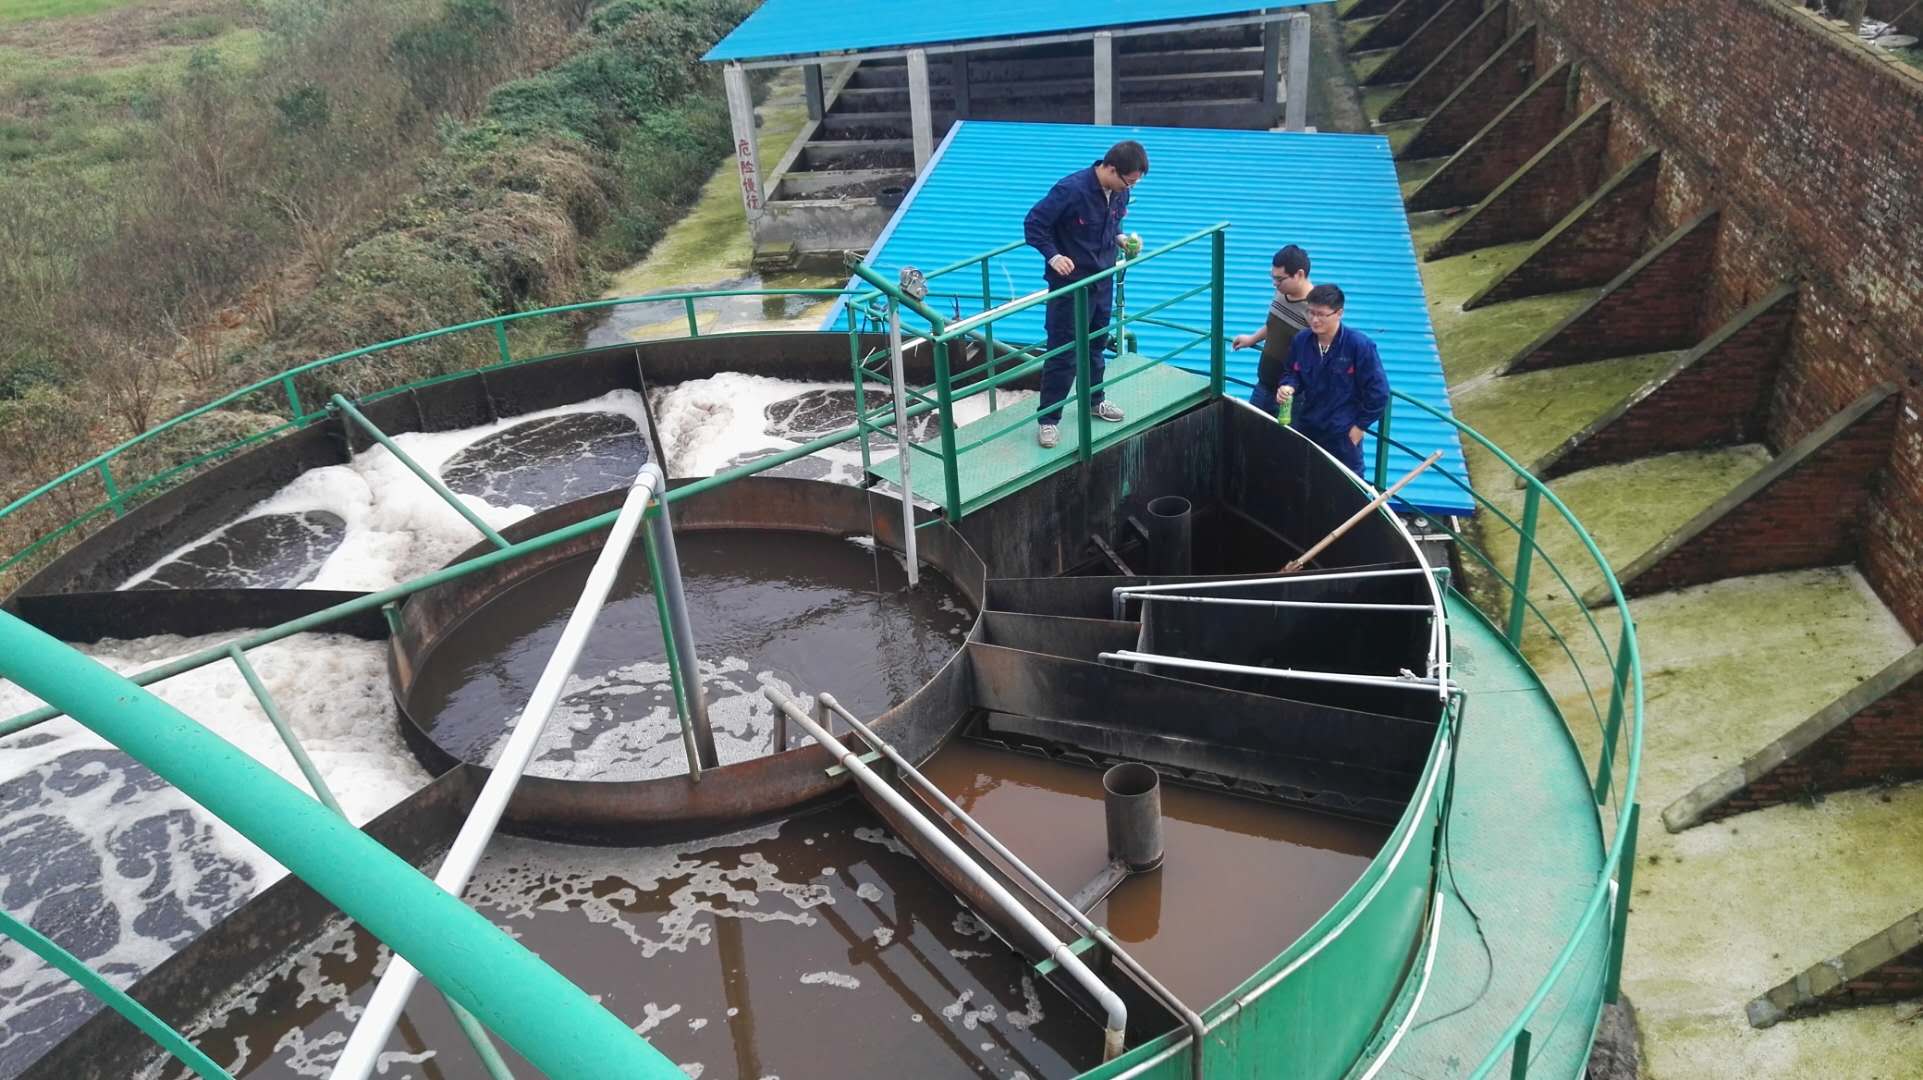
left=803, top=63, right=825, bottom=122
left=1284, top=12, right=1312, bottom=131
left=1093, top=31, right=1116, bottom=124
left=907, top=48, right=934, bottom=170
left=1261, top=19, right=1282, bottom=105
left=723, top=62, right=766, bottom=238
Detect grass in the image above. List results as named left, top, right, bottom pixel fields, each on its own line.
left=0, top=0, right=144, bottom=24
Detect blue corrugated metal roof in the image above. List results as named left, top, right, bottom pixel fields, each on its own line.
left=705, top=0, right=1328, bottom=63
left=824, top=120, right=1473, bottom=517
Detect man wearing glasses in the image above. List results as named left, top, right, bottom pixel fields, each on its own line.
left=1232, top=243, right=1315, bottom=412
left=1272, top=284, right=1389, bottom=475
left=1022, top=140, right=1149, bottom=450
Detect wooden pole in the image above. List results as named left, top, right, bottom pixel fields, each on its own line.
left=1283, top=450, right=1443, bottom=572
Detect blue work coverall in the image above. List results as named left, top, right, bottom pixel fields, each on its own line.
left=1256, top=323, right=1390, bottom=473
left=1023, top=164, right=1130, bottom=425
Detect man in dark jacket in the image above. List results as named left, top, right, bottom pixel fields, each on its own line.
left=1273, top=284, right=1389, bottom=475
left=1022, top=140, right=1148, bottom=449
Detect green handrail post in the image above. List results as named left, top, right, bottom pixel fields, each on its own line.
left=0, top=907, right=234, bottom=1080
left=0, top=613, right=685, bottom=1079
left=493, top=321, right=513, bottom=366
left=1594, top=619, right=1634, bottom=804
left=683, top=297, right=700, bottom=338
left=641, top=515, right=701, bottom=782
left=1604, top=802, right=1641, bottom=1004
left=226, top=645, right=344, bottom=817
left=448, top=997, right=519, bottom=1080
left=848, top=323, right=873, bottom=476
left=328, top=395, right=511, bottom=550
left=981, top=261, right=998, bottom=412
left=1509, top=1028, right=1532, bottom=1080
left=1208, top=228, right=1227, bottom=397
left=97, top=462, right=124, bottom=518
left=280, top=374, right=304, bottom=419
left=1073, top=286, right=1093, bottom=462
left=1374, top=396, right=1393, bottom=491
left=1505, top=485, right=1543, bottom=646
left=932, top=340, right=963, bottom=517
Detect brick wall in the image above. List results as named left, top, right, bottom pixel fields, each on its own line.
left=1708, top=671, right=1923, bottom=819
left=1515, top=0, right=1923, bottom=637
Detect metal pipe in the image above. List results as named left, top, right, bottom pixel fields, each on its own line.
left=815, top=694, right=1207, bottom=1080
left=644, top=488, right=718, bottom=770
left=1123, top=595, right=1434, bottom=612
left=329, top=395, right=509, bottom=550
left=1110, top=567, right=1430, bottom=619
left=330, top=466, right=666, bottom=1080
left=1103, top=763, right=1164, bottom=872
left=886, top=301, right=920, bottom=586
left=0, top=614, right=682, bottom=1079
left=225, top=645, right=343, bottom=817
left=762, top=688, right=1128, bottom=1061
left=1099, top=651, right=1451, bottom=694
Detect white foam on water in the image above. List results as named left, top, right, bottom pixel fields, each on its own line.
left=0, top=631, right=429, bottom=1065
left=798, top=971, right=861, bottom=990
left=649, top=373, right=1029, bottom=491
left=121, top=390, right=652, bottom=592
left=855, top=882, right=884, bottom=902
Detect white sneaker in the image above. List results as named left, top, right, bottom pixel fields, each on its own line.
left=1038, top=424, right=1060, bottom=449
left=1092, top=401, right=1125, bottom=422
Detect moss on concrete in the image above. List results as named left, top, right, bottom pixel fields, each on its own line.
left=1363, top=84, right=1402, bottom=123
left=1402, top=78, right=1923, bottom=1079
left=1378, top=118, right=1422, bottom=155
left=1397, top=156, right=1447, bottom=193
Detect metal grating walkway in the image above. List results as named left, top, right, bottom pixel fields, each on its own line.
left=864, top=352, right=1211, bottom=515
left=1382, top=595, right=1610, bottom=1079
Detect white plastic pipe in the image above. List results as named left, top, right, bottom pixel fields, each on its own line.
left=330, top=465, right=666, bottom=1080
left=762, top=687, right=1128, bottom=1060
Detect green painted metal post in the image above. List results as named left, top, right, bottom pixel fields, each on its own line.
left=981, top=261, right=998, bottom=412
left=0, top=612, right=684, bottom=1079
left=683, top=298, right=700, bottom=338
left=329, top=395, right=510, bottom=550
left=1509, top=1028, right=1532, bottom=1080
left=0, top=908, right=233, bottom=1079
left=97, top=462, right=124, bottom=518
left=447, top=997, right=519, bottom=1080
left=280, top=375, right=305, bottom=419
left=1594, top=620, right=1634, bottom=804
left=1373, top=396, right=1393, bottom=491
left=932, top=341, right=963, bottom=517
left=1604, top=802, right=1641, bottom=1004
left=1074, top=287, right=1093, bottom=462
left=226, top=645, right=344, bottom=817
left=493, top=322, right=513, bottom=366
left=642, top=516, right=702, bottom=781
left=1208, top=229, right=1226, bottom=397
left=848, top=324, right=873, bottom=476
left=1505, top=486, right=1542, bottom=645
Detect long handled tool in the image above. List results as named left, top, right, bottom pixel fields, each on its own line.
left=1282, top=450, right=1443, bottom=572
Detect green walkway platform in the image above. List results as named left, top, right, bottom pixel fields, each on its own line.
left=1382, top=596, right=1610, bottom=1078
left=864, top=353, right=1213, bottom=516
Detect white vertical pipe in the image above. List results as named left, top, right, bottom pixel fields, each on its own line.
left=329, top=467, right=665, bottom=1080
left=886, top=301, right=919, bottom=586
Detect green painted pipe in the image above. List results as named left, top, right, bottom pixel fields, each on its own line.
left=330, top=395, right=510, bottom=550
left=226, top=645, right=344, bottom=817
left=0, top=612, right=683, bottom=1079
left=0, top=906, right=233, bottom=1079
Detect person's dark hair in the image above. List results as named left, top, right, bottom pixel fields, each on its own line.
left=1272, top=244, right=1310, bottom=277
left=1307, top=283, right=1345, bottom=312
left=1103, top=140, right=1149, bottom=176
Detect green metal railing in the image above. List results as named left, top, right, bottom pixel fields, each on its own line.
left=838, top=224, right=1229, bottom=518
left=1224, top=368, right=1644, bottom=1077
left=0, top=239, right=1641, bottom=1079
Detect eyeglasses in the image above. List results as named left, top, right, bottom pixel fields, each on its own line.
left=1120, top=172, right=1143, bottom=187
left=1307, top=308, right=1341, bottom=321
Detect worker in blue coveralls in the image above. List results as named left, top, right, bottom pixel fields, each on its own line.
left=1273, top=284, right=1390, bottom=475
left=1022, top=140, right=1148, bottom=449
